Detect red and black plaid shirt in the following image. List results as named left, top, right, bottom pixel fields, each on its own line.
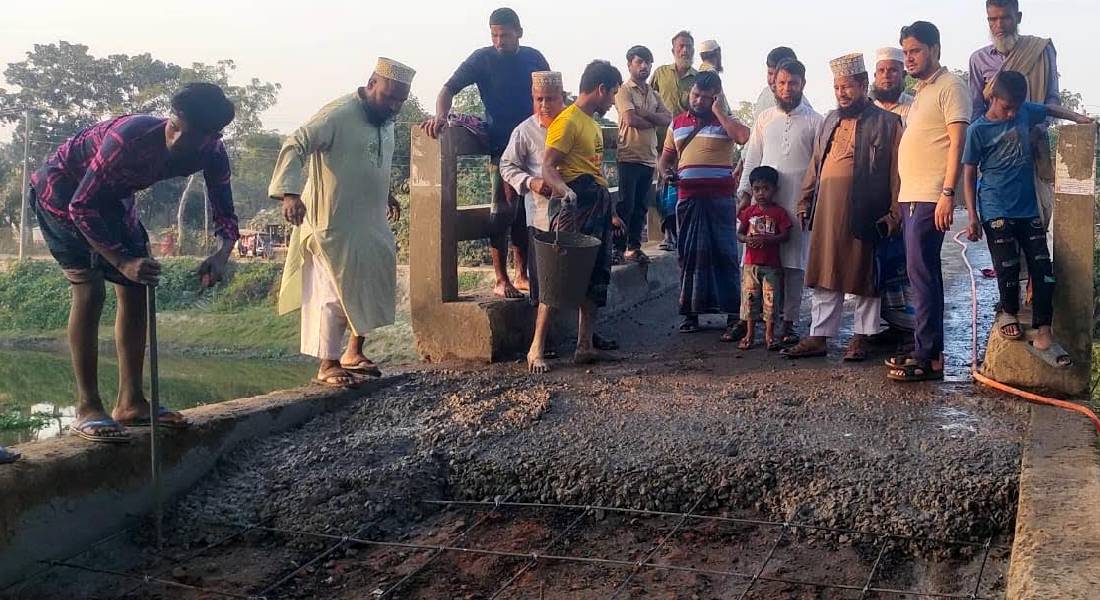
left=31, top=114, right=240, bottom=254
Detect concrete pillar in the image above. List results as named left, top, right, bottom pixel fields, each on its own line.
left=1051, top=123, right=1096, bottom=377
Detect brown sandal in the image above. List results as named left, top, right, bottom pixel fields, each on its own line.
left=843, top=337, right=868, bottom=362
left=780, top=340, right=827, bottom=359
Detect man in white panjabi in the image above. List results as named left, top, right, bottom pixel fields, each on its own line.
left=270, top=58, right=414, bottom=387
left=737, top=58, right=824, bottom=347
left=499, top=71, right=566, bottom=305
left=872, top=47, right=915, bottom=123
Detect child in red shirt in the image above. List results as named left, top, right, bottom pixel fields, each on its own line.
left=737, top=166, right=792, bottom=350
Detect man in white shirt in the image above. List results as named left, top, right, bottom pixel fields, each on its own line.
left=738, top=59, right=825, bottom=346
left=872, top=47, right=915, bottom=123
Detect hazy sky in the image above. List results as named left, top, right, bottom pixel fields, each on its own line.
left=1, top=0, right=1097, bottom=138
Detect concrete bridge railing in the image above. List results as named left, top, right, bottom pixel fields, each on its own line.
left=409, top=125, right=644, bottom=363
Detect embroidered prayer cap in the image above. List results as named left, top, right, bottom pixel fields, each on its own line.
left=829, top=52, right=867, bottom=77
left=699, top=40, right=720, bottom=53
left=875, top=47, right=905, bottom=64
left=531, top=71, right=563, bottom=91
left=374, top=57, right=416, bottom=85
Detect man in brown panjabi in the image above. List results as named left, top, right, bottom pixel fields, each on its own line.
left=784, top=53, right=903, bottom=362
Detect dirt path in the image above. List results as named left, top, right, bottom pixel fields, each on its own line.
left=29, top=216, right=1026, bottom=599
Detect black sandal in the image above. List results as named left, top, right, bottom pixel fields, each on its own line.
left=679, top=317, right=701, bottom=333
left=886, top=359, right=943, bottom=382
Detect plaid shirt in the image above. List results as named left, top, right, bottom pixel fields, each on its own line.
left=31, top=114, right=240, bottom=254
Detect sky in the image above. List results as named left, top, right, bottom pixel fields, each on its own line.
left=0, top=0, right=1097, bottom=139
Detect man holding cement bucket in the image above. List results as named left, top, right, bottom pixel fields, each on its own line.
left=526, top=61, right=623, bottom=373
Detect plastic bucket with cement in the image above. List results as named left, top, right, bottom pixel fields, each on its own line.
left=533, top=230, right=601, bottom=309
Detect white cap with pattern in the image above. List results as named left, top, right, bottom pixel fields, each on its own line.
left=531, top=71, right=563, bottom=90
left=374, top=57, right=416, bottom=85
left=699, top=40, right=720, bottom=53
left=829, top=52, right=867, bottom=77
left=875, top=47, right=905, bottom=64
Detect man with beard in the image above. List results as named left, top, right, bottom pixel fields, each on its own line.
left=615, top=45, right=671, bottom=264
left=738, top=60, right=824, bottom=347
left=659, top=71, right=751, bottom=342
left=872, top=47, right=914, bottom=123
left=271, top=58, right=414, bottom=386
left=870, top=46, right=916, bottom=350
left=422, top=8, right=550, bottom=300
left=785, top=54, right=903, bottom=361
left=527, top=61, right=623, bottom=373
left=753, top=47, right=813, bottom=119
left=500, top=71, right=567, bottom=304
left=651, top=31, right=697, bottom=251
left=968, top=0, right=1062, bottom=299
left=888, top=21, right=971, bottom=382
left=30, top=82, right=238, bottom=443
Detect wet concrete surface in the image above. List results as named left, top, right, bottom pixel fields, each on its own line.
left=13, top=214, right=1027, bottom=599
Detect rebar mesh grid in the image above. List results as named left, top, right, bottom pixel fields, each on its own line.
left=11, top=498, right=1007, bottom=600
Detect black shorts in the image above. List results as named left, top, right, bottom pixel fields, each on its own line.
left=31, top=188, right=149, bottom=286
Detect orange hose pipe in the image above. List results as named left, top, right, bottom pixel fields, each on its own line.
left=952, top=230, right=1100, bottom=434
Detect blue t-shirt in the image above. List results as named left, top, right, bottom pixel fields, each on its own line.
left=445, top=46, right=550, bottom=155
left=961, top=102, right=1049, bottom=221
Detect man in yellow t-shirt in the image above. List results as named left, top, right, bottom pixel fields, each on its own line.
left=527, top=60, right=622, bottom=374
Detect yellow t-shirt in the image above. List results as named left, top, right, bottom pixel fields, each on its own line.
left=898, top=68, right=971, bottom=203
left=546, top=103, right=607, bottom=187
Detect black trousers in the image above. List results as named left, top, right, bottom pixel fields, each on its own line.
left=615, top=162, right=653, bottom=251
left=983, top=216, right=1053, bottom=327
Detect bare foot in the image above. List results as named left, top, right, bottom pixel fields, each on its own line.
left=738, top=334, right=754, bottom=350
left=574, top=349, right=613, bottom=365
left=494, top=280, right=524, bottom=299
left=514, top=276, right=531, bottom=293
left=527, top=352, right=551, bottom=374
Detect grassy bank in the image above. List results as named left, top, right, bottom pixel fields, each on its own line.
left=0, top=258, right=422, bottom=363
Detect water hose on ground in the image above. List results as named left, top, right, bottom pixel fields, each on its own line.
left=952, top=230, right=1100, bottom=434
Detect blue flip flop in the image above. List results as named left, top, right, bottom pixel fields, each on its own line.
left=117, top=407, right=190, bottom=429
left=0, top=446, right=20, bottom=464
left=70, top=418, right=132, bottom=444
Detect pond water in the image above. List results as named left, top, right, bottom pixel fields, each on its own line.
left=0, top=348, right=315, bottom=446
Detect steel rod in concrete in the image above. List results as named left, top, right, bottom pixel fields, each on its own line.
left=216, top=521, right=990, bottom=599
left=146, top=284, right=163, bottom=549
left=609, top=493, right=708, bottom=599
left=43, top=559, right=255, bottom=599
left=970, top=538, right=994, bottom=599
left=488, top=505, right=592, bottom=599
left=422, top=499, right=1004, bottom=550
left=378, top=493, right=514, bottom=598
left=860, top=538, right=891, bottom=599
left=736, top=524, right=788, bottom=600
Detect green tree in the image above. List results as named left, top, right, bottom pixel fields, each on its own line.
left=0, top=41, right=281, bottom=242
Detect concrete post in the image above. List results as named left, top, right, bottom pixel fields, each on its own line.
left=17, top=110, right=30, bottom=261
left=1051, top=123, right=1096, bottom=378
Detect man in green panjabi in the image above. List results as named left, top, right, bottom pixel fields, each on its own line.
left=269, top=57, right=414, bottom=387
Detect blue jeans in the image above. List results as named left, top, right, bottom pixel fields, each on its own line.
left=902, top=202, right=945, bottom=361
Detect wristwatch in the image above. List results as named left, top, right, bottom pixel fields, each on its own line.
left=941, top=188, right=955, bottom=197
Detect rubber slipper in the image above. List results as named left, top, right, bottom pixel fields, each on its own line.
left=118, top=407, right=191, bottom=429
left=884, top=354, right=913, bottom=368
left=1026, top=340, right=1073, bottom=369
left=780, top=333, right=801, bottom=347
left=0, top=446, right=20, bottom=464
left=70, top=419, right=132, bottom=444
left=340, top=360, right=382, bottom=377
left=766, top=340, right=784, bottom=352
left=721, top=321, right=747, bottom=343
left=980, top=268, right=997, bottom=279
left=679, top=318, right=701, bottom=334
left=993, top=312, right=1023, bottom=341
left=886, top=360, right=943, bottom=382
left=311, top=374, right=366, bottom=389
left=781, top=343, right=827, bottom=359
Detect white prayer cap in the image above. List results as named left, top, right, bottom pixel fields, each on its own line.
left=875, top=47, right=905, bottom=64
left=699, top=40, right=720, bottom=53
left=374, top=57, right=416, bottom=85
left=829, top=52, right=867, bottom=77
left=531, top=71, right=563, bottom=90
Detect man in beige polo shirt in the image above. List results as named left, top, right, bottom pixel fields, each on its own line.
left=887, top=21, right=971, bottom=383
left=616, top=44, right=672, bottom=263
